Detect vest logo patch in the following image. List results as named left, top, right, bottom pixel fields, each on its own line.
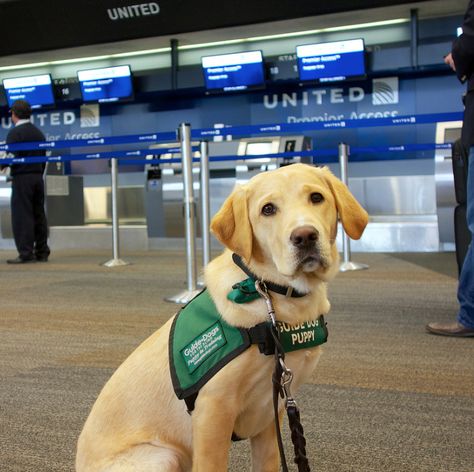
left=181, top=322, right=228, bottom=373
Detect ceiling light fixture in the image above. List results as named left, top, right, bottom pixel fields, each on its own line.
left=0, top=18, right=408, bottom=72
left=180, top=18, right=409, bottom=49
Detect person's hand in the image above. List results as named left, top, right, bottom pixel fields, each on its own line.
left=444, top=53, right=456, bottom=71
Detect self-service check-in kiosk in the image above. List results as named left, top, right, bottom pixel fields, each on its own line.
left=144, top=156, right=165, bottom=237
left=145, top=143, right=201, bottom=238
left=235, top=135, right=312, bottom=180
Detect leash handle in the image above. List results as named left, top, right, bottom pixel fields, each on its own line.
left=287, top=405, right=311, bottom=472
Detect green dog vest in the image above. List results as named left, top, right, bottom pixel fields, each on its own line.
left=169, top=289, right=327, bottom=405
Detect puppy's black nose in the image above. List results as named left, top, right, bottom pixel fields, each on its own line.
left=290, top=226, right=319, bottom=248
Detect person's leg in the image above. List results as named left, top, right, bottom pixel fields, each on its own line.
left=456, top=147, right=474, bottom=329
left=426, top=146, right=474, bottom=335
left=10, top=175, right=35, bottom=260
left=32, top=174, right=50, bottom=260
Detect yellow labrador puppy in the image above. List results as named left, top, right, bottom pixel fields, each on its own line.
left=76, top=163, right=368, bottom=472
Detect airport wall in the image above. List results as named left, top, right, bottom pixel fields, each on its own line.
left=0, top=71, right=465, bottom=174
left=0, top=10, right=467, bottom=252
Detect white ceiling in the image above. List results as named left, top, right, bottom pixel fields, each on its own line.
left=0, top=0, right=467, bottom=68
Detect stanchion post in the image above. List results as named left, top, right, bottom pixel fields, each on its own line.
left=196, top=140, right=211, bottom=288
left=103, top=157, right=129, bottom=267
left=200, top=140, right=211, bottom=268
left=166, top=124, right=201, bottom=303
left=338, top=143, right=368, bottom=272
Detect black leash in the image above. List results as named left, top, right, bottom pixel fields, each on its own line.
left=255, top=281, right=311, bottom=472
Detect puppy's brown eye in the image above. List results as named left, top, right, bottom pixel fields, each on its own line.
left=310, top=192, right=324, bottom=204
left=262, top=203, right=277, bottom=216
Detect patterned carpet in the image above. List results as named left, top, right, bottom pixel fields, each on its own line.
left=0, top=249, right=472, bottom=472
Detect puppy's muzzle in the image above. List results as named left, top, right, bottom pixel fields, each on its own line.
left=290, top=225, right=325, bottom=271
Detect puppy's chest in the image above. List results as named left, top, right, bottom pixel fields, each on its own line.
left=234, top=346, right=321, bottom=436
left=248, top=345, right=321, bottom=390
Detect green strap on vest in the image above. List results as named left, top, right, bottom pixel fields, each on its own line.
left=227, top=277, right=260, bottom=303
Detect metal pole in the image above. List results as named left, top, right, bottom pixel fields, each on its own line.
left=103, top=158, right=129, bottom=267
left=410, top=9, right=419, bottom=69
left=166, top=123, right=201, bottom=303
left=196, top=140, right=211, bottom=289
left=338, top=143, right=368, bottom=272
left=200, top=140, right=211, bottom=267
left=170, top=38, right=179, bottom=90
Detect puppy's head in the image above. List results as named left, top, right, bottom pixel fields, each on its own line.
left=211, top=164, right=368, bottom=280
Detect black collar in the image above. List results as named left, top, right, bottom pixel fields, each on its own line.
left=232, top=253, right=308, bottom=298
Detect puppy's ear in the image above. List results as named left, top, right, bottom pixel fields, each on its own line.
left=211, top=185, right=253, bottom=262
left=323, top=169, right=369, bottom=240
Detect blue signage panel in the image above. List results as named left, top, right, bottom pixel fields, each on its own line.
left=202, top=51, right=265, bottom=92
left=3, top=74, right=55, bottom=109
left=77, top=65, right=133, bottom=103
left=296, top=39, right=365, bottom=82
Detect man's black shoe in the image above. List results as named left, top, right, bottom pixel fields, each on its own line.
left=36, top=257, right=48, bottom=262
left=7, top=257, right=36, bottom=264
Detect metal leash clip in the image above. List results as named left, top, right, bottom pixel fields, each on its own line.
left=255, top=279, right=296, bottom=405
left=280, top=358, right=297, bottom=408
left=255, top=279, right=277, bottom=327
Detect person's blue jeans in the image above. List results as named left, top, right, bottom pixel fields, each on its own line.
left=457, top=146, right=474, bottom=329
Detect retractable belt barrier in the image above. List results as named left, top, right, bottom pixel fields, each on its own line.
left=0, top=111, right=462, bottom=154
left=0, top=130, right=177, bottom=152
left=0, top=112, right=459, bottom=277
left=0, top=143, right=453, bottom=167
left=191, top=111, right=463, bottom=139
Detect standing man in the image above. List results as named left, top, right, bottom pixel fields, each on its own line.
left=426, top=0, right=474, bottom=336
left=4, top=99, right=50, bottom=264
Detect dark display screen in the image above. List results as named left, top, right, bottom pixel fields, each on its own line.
left=77, top=65, right=133, bottom=103
left=3, top=74, right=55, bottom=109
left=296, top=39, right=365, bottom=83
left=201, top=51, right=265, bottom=92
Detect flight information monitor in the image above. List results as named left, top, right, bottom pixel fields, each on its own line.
left=77, top=65, right=133, bottom=103
left=296, top=39, right=365, bottom=83
left=3, top=74, right=55, bottom=108
left=201, top=50, right=265, bottom=92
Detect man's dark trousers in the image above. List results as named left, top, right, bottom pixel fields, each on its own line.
left=11, top=173, right=50, bottom=260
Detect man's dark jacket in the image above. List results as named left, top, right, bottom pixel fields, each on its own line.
left=6, top=122, right=46, bottom=176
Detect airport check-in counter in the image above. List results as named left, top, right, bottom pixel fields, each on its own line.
left=0, top=175, right=13, bottom=248
left=146, top=135, right=312, bottom=238
left=45, top=162, right=85, bottom=226
left=0, top=162, right=84, bottom=248
left=434, top=121, right=463, bottom=250
left=0, top=129, right=462, bottom=253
